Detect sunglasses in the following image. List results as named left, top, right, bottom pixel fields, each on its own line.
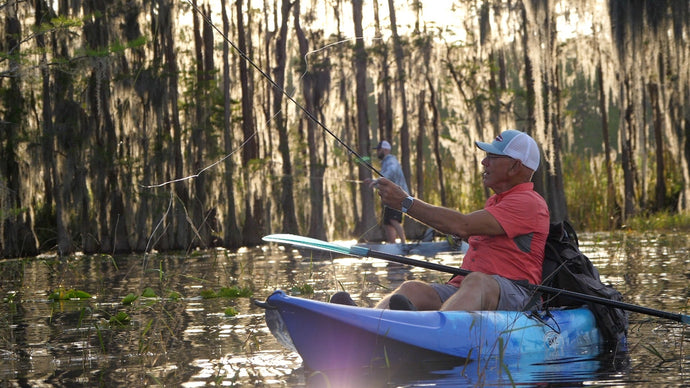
left=485, top=153, right=513, bottom=160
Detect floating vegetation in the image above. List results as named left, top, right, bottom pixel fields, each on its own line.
left=201, top=286, right=253, bottom=299
left=3, top=291, right=17, bottom=303
left=48, top=288, right=92, bottom=300
left=224, top=307, right=238, bottom=316
left=291, top=284, right=314, bottom=295
left=142, top=287, right=157, bottom=297
left=122, top=293, right=138, bottom=305
left=218, top=286, right=253, bottom=298
left=109, top=311, right=131, bottom=326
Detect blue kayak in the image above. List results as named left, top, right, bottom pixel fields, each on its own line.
left=259, top=290, right=604, bottom=371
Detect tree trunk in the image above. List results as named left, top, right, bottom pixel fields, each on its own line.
left=488, top=50, right=503, bottom=131
left=427, top=75, right=446, bottom=207
left=293, top=0, right=326, bottom=240
left=621, top=77, right=637, bottom=220
left=520, top=1, right=539, bottom=203
left=1, top=3, right=38, bottom=258
left=546, top=63, right=567, bottom=222
left=352, top=0, right=376, bottom=240
left=83, top=0, right=132, bottom=254
left=221, top=0, right=242, bottom=248
left=158, top=0, right=189, bottom=250
left=373, top=0, right=393, bottom=142
left=274, top=0, right=299, bottom=234
left=387, top=0, right=411, bottom=190
left=415, top=90, right=425, bottom=199
left=191, top=0, right=210, bottom=248
left=333, top=1, right=360, bottom=234
left=597, top=61, right=620, bottom=228
left=236, top=0, right=262, bottom=245
left=648, top=82, right=666, bottom=211
left=544, top=5, right=568, bottom=222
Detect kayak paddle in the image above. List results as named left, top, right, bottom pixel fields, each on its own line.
left=263, top=233, right=690, bottom=325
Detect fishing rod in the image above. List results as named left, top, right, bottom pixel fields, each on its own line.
left=185, top=0, right=383, bottom=177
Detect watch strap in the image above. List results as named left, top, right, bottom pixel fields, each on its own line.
left=401, top=196, right=414, bottom=213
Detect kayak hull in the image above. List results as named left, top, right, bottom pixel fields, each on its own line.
left=262, top=290, right=603, bottom=371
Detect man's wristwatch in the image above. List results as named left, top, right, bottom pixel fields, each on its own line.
left=401, top=196, right=414, bottom=213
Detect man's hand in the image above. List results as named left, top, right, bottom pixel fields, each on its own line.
left=375, top=178, right=407, bottom=210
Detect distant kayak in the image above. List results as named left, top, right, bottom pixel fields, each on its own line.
left=257, top=290, right=604, bottom=371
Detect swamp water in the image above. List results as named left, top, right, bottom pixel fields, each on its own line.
left=0, top=231, right=688, bottom=387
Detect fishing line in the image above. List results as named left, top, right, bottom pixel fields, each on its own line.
left=185, top=0, right=382, bottom=177
left=140, top=131, right=256, bottom=260
left=140, top=131, right=257, bottom=189
left=140, top=2, right=387, bottom=257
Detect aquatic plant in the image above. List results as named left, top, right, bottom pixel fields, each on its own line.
left=48, top=288, right=92, bottom=300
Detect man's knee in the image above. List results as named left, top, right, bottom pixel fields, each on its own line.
left=397, top=280, right=426, bottom=293
left=396, top=280, right=442, bottom=310
left=459, top=272, right=500, bottom=307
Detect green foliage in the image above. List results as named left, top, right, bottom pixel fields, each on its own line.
left=141, top=288, right=157, bottom=298
left=3, top=291, right=17, bottom=303
left=217, top=286, right=253, bottom=298
left=291, top=284, right=314, bottom=295
left=200, top=288, right=217, bottom=299
left=356, top=156, right=372, bottom=165
left=561, top=153, right=611, bottom=231
left=561, top=150, right=690, bottom=232
left=109, top=311, right=131, bottom=326
left=33, top=201, right=57, bottom=251
left=48, top=288, right=92, bottom=300
left=625, top=212, right=690, bottom=231
left=122, top=293, right=138, bottom=305
left=224, top=307, right=238, bottom=317
left=200, top=286, right=252, bottom=299
left=38, top=15, right=83, bottom=32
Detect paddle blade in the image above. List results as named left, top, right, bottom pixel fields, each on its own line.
left=263, top=234, right=353, bottom=256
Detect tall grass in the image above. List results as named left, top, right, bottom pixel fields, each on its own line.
left=624, top=211, right=690, bottom=231
left=562, top=153, right=612, bottom=231
left=562, top=152, right=690, bottom=232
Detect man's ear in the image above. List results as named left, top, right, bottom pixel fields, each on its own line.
left=508, top=160, right=526, bottom=177
left=508, top=159, right=520, bottom=173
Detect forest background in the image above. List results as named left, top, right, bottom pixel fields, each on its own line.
left=0, top=0, right=689, bottom=259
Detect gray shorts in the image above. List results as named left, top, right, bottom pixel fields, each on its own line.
left=431, top=275, right=536, bottom=310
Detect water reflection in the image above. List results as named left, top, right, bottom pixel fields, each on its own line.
left=0, top=232, right=687, bottom=386
left=287, top=351, right=631, bottom=387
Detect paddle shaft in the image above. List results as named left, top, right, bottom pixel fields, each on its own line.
left=356, top=246, right=690, bottom=324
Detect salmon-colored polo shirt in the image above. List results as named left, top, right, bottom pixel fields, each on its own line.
left=449, top=182, right=549, bottom=287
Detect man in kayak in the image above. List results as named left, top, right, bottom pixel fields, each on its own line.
left=333, top=130, right=549, bottom=311
left=366, top=140, right=410, bottom=244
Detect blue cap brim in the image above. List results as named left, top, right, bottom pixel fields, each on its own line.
left=475, top=141, right=507, bottom=156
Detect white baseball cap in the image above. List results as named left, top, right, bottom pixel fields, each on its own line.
left=373, top=140, right=392, bottom=150
left=475, top=130, right=540, bottom=171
